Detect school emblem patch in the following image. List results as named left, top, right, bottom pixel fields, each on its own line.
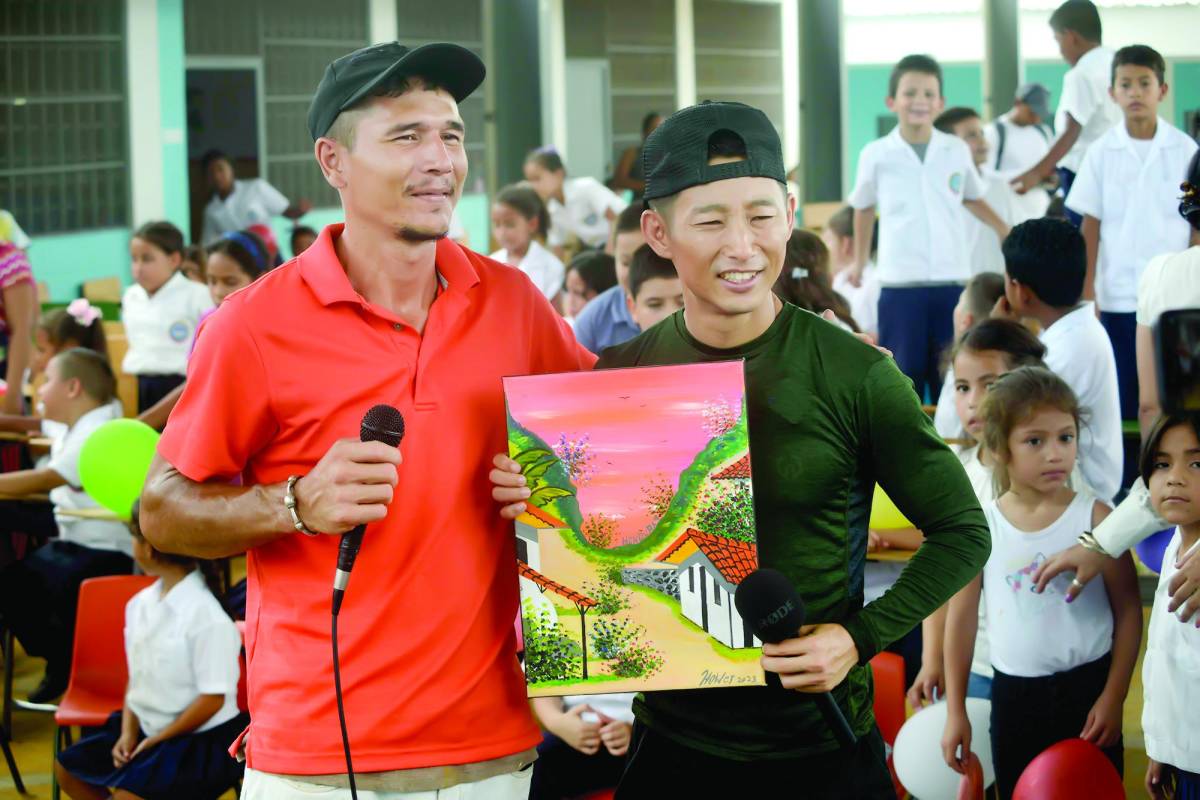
left=948, top=172, right=963, bottom=194
left=169, top=321, right=190, bottom=343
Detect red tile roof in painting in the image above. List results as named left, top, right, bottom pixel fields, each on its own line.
left=656, top=528, right=758, bottom=584
left=518, top=562, right=597, bottom=609
left=712, top=454, right=751, bottom=480
left=522, top=504, right=568, bottom=529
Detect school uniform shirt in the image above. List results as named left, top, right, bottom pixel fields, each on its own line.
left=201, top=178, right=290, bottom=246
left=985, top=113, right=1053, bottom=180
left=965, top=168, right=1020, bottom=277
left=832, top=264, right=882, bottom=338
left=1039, top=302, right=1123, bottom=503
left=546, top=177, right=628, bottom=250
left=572, top=284, right=641, bottom=355
left=956, top=444, right=997, bottom=679
left=124, top=570, right=242, bottom=738
left=562, top=693, right=636, bottom=724
left=848, top=127, right=984, bottom=286
left=48, top=403, right=132, bottom=556
left=982, top=492, right=1112, bottom=677
left=121, top=271, right=214, bottom=376
left=934, top=369, right=963, bottom=440
left=1056, top=46, right=1120, bottom=173
left=1065, top=119, right=1198, bottom=313
left=490, top=240, right=565, bottom=301
left=1142, top=529, right=1200, bottom=773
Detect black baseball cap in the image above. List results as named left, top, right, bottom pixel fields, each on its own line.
left=307, top=42, right=485, bottom=141
left=642, top=101, right=787, bottom=202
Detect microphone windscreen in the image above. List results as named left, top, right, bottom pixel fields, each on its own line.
left=734, top=568, right=807, bottom=644
left=360, top=404, right=405, bottom=447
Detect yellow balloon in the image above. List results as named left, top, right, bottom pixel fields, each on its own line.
left=870, top=484, right=913, bottom=530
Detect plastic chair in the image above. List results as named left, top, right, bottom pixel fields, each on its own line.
left=1012, top=738, right=1125, bottom=800
left=51, top=575, right=154, bottom=800
left=870, top=652, right=908, bottom=799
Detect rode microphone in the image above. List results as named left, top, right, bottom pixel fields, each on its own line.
left=735, top=568, right=858, bottom=750
left=331, top=404, right=404, bottom=616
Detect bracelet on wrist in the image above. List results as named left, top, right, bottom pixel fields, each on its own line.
left=284, top=475, right=318, bottom=536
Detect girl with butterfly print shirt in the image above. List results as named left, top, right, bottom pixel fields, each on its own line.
left=939, top=366, right=1141, bottom=800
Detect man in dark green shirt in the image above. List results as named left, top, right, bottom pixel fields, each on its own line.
left=494, top=101, right=989, bottom=798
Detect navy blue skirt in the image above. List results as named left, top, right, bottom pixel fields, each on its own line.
left=58, top=710, right=249, bottom=799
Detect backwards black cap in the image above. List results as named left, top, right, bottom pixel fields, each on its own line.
left=642, top=101, right=787, bottom=202
left=307, top=42, right=485, bottom=141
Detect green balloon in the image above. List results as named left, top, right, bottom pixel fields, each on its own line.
left=78, top=418, right=160, bottom=521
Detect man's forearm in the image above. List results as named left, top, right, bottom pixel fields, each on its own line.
left=140, top=454, right=294, bottom=558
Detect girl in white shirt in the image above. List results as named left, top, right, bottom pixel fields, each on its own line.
left=909, top=319, right=1048, bottom=709
left=941, top=366, right=1141, bottom=799
left=490, top=184, right=565, bottom=306
left=121, top=222, right=213, bottom=414
left=823, top=205, right=881, bottom=339
left=523, top=148, right=627, bottom=256
left=1139, top=414, right=1200, bottom=799
left=55, top=502, right=246, bottom=799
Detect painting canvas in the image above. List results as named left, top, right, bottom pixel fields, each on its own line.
left=504, top=361, right=764, bottom=696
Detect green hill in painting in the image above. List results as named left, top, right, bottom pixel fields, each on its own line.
left=506, top=412, right=582, bottom=533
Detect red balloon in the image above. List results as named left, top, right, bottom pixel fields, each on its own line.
left=1013, top=739, right=1125, bottom=800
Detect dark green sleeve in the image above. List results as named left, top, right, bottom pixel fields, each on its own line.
left=841, top=359, right=990, bottom=664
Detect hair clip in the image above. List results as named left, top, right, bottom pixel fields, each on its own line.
left=791, top=267, right=808, bottom=280
left=66, top=298, right=101, bottom=326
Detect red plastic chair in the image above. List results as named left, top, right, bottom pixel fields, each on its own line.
left=870, top=652, right=908, bottom=799
left=52, top=575, right=154, bottom=800
left=1012, top=738, right=1125, bottom=800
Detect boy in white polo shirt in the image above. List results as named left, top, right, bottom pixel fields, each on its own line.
left=200, top=150, right=311, bottom=245
left=999, top=219, right=1123, bottom=502
left=524, top=148, right=628, bottom=258
left=1011, top=1, right=1119, bottom=226
left=848, top=54, right=1010, bottom=401
left=1066, top=44, right=1199, bottom=424
left=935, top=106, right=1020, bottom=278
left=0, top=349, right=133, bottom=703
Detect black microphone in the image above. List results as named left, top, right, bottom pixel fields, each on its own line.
left=331, top=404, right=405, bottom=616
left=735, top=568, right=858, bottom=750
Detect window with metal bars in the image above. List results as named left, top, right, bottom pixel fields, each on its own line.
left=0, top=0, right=130, bottom=235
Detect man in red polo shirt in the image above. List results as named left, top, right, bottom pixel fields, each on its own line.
left=141, top=42, right=594, bottom=798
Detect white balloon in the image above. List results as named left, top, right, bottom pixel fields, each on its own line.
left=892, top=698, right=995, bottom=800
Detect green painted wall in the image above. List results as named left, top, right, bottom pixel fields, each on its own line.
left=846, top=62, right=984, bottom=187
left=1174, top=60, right=1200, bottom=131
left=30, top=229, right=134, bottom=301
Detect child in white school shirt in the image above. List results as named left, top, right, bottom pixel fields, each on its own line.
left=55, top=499, right=247, bottom=800
left=1011, top=0, right=1119, bottom=223
left=848, top=55, right=1010, bottom=402
left=1066, top=44, right=1199, bottom=424
left=0, top=349, right=133, bottom=704
left=121, top=221, right=213, bottom=414
left=524, top=148, right=628, bottom=258
left=490, top=183, right=566, bottom=306
left=935, top=106, right=1021, bottom=278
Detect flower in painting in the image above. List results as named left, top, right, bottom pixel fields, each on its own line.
left=554, top=433, right=596, bottom=485
left=701, top=398, right=739, bottom=439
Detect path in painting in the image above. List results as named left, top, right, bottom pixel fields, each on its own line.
left=536, top=531, right=762, bottom=694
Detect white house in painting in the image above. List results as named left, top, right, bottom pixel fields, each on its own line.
left=515, top=504, right=570, bottom=573
left=710, top=453, right=751, bottom=487
left=656, top=528, right=760, bottom=649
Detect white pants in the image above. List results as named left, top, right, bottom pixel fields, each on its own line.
left=241, top=768, right=532, bottom=800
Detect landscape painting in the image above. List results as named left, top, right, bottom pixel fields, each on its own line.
left=503, top=361, right=764, bottom=697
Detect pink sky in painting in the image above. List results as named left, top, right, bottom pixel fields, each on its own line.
left=505, top=361, right=746, bottom=545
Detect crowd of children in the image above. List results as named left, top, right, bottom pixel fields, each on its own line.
left=1, top=0, right=1199, bottom=797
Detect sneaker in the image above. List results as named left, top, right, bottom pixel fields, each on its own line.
left=27, top=671, right=67, bottom=705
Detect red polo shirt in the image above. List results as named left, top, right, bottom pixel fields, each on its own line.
left=158, top=224, right=595, bottom=775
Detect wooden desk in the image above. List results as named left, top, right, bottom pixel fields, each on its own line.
left=55, top=507, right=123, bottom=521
left=866, top=549, right=916, bottom=563
left=0, top=431, right=30, bottom=443
left=29, top=437, right=51, bottom=448
left=0, top=493, right=49, bottom=503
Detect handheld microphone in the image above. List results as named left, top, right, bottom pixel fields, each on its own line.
left=734, top=568, right=858, bottom=750
left=331, top=404, right=404, bottom=616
